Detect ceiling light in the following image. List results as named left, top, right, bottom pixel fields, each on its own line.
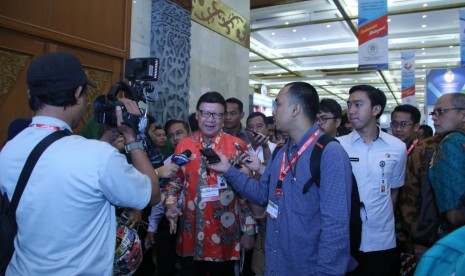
left=447, top=63, right=450, bottom=66
left=277, top=74, right=282, bottom=77
left=302, top=37, right=307, bottom=40
left=387, top=18, right=391, bottom=22
left=422, top=52, right=426, bottom=55
left=422, top=14, right=427, bottom=18
left=253, top=65, right=257, bottom=68
left=285, top=22, right=289, bottom=25
left=371, top=80, right=374, bottom=82
left=293, top=29, right=297, bottom=32
left=422, top=77, right=425, bottom=80
left=423, top=3, right=428, bottom=7
left=422, top=24, right=427, bottom=28
left=422, top=65, right=426, bottom=67
left=355, top=80, right=358, bottom=83
left=421, top=41, right=425, bottom=44
left=271, top=32, right=275, bottom=36
left=326, top=24, right=331, bottom=28
left=421, top=48, right=425, bottom=50
left=450, top=46, right=454, bottom=48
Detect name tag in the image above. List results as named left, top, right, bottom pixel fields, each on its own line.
left=201, top=187, right=219, bottom=202
left=349, top=157, right=359, bottom=162
left=379, top=178, right=388, bottom=196
left=266, top=200, right=279, bottom=220
left=217, top=175, right=228, bottom=190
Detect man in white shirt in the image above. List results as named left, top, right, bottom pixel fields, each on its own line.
left=246, top=112, right=276, bottom=164
left=338, top=85, right=406, bottom=275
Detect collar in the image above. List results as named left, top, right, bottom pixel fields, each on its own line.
left=350, top=126, right=385, bottom=145
left=31, top=116, right=73, bottom=133
left=286, top=123, right=320, bottom=150
left=196, top=130, right=224, bottom=149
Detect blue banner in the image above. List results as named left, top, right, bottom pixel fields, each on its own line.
left=426, top=68, right=465, bottom=105
left=401, top=51, right=416, bottom=105
left=460, top=10, right=465, bottom=67
left=358, top=0, right=388, bottom=70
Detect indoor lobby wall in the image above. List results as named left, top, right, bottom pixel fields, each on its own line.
left=189, top=0, right=250, bottom=115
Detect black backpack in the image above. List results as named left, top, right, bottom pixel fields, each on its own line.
left=271, top=134, right=363, bottom=255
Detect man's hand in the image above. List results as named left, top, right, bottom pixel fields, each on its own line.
left=116, top=98, right=141, bottom=142
left=144, top=231, right=155, bottom=250
left=253, top=133, right=270, bottom=147
left=206, top=153, right=232, bottom=173
left=124, top=209, right=142, bottom=229
left=165, top=204, right=182, bottom=234
left=240, top=234, right=255, bottom=251
left=239, top=152, right=262, bottom=173
left=157, top=163, right=180, bottom=178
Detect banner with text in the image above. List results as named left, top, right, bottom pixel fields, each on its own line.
left=358, top=0, right=388, bottom=70
left=401, top=51, right=416, bottom=105
left=460, top=10, right=465, bottom=67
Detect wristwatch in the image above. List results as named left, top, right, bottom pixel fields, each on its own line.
left=124, top=140, right=144, bottom=153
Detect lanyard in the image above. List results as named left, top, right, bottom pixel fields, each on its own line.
left=407, top=138, right=419, bottom=155
left=275, top=130, right=320, bottom=197
left=29, top=124, right=61, bottom=131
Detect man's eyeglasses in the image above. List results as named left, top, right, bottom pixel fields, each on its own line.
left=390, top=121, right=413, bottom=129
left=198, top=109, right=223, bottom=119
left=429, top=108, right=465, bottom=118
left=316, top=117, right=337, bottom=124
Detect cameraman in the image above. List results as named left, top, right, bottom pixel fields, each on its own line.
left=0, top=52, right=160, bottom=275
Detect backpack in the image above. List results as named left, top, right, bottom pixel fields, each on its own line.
left=271, top=134, right=363, bottom=255
left=414, top=129, right=465, bottom=247
left=414, top=225, right=465, bottom=276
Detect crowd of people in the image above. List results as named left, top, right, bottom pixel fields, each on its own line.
left=1, top=51, right=465, bottom=276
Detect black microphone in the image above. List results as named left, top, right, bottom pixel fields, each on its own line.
left=159, top=150, right=192, bottom=187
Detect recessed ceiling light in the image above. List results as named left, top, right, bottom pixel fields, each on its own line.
left=355, top=80, right=358, bottom=83
left=326, top=24, right=331, bottom=28
left=293, top=29, right=297, bottom=32
left=421, top=41, right=425, bottom=44
left=271, top=32, right=275, bottom=36
left=422, top=24, right=427, bottom=28
left=277, top=74, right=282, bottom=77
left=387, top=18, right=391, bottom=22
left=423, top=3, right=428, bottom=7
left=422, top=52, right=426, bottom=55
left=422, top=65, right=426, bottom=67
left=285, top=22, right=289, bottom=25
left=133, top=0, right=137, bottom=3
left=371, top=79, right=374, bottom=82
left=302, top=37, right=307, bottom=40
left=421, top=48, right=425, bottom=50
left=422, top=77, right=425, bottom=80
left=422, top=14, right=427, bottom=18
left=253, top=65, right=257, bottom=68
left=423, top=69, right=426, bottom=72
left=450, top=45, right=454, bottom=48
left=447, top=63, right=450, bottom=66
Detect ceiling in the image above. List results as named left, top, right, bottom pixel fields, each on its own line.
left=249, top=0, right=465, bottom=113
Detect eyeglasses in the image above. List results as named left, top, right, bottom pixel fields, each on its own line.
left=198, top=109, right=223, bottom=119
left=390, top=121, right=413, bottom=129
left=316, top=117, right=337, bottom=124
left=429, top=108, right=465, bottom=118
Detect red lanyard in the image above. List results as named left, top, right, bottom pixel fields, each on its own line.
left=407, top=138, right=419, bottom=155
left=276, top=130, right=320, bottom=197
left=29, top=124, right=61, bottom=131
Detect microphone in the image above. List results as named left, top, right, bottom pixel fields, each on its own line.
left=171, top=150, right=192, bottom=166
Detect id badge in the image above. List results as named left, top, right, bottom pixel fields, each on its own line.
left=266, top=200, right=279, bottom=220
left=201, top=187, right=220, bottom=202
left=217, top=175, right=228, bottom=190
left=379, top=178, right=388, bottom=195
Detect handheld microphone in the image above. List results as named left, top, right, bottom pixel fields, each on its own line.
left=171, top=150, right=192, bottom=166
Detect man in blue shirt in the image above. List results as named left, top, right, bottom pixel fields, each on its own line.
left=209, top=82, right=353, bottom=275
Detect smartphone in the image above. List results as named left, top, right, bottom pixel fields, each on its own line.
left=199, top=148, right=221, bottom=164
left=245, top=129, right=260, bottom=137
left=233, top=142, right=252, bottom=162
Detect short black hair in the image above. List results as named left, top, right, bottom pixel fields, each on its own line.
left=419, top=124, right=433, bottom=138
left=319, top=98, right=342, bottom=118
left=246, top=112, right=268, bottom=126
left=349, top=85, right=387, bottom=119
left=391, top=104, right=421, bottom=124
left=284, top=82, right=319, bottom=122
left=164, top=119, right=190, bottom=134
left=188, top=112, right=199, bottom=132
left=196, top=91, right=226, bottom=110
left=226, top=97, right=244, bottom=113
left=29, top=85, right=86, bottom=112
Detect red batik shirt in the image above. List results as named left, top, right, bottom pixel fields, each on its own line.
left=162, top=131, right=256, bottom=261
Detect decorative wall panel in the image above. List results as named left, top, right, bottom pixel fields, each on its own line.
left=0, top=50, right=29, bottom=105
left=150, top=0, right=191, bottom=126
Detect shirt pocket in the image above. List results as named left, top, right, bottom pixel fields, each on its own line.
left=382, top=159, right=397, bottom=189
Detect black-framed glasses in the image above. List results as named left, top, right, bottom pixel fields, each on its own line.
left=429, top=108, right=465, bottom=118
left=198, top=109, right=223, bottom=119
left=390, top=121, right=413, bottom=129
left=316, top=116, right=337, bottom=124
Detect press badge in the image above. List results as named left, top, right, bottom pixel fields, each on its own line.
left=379, top=178, right=388, bottom=196
left=266, top=200, right=279, bottom=219
left=201, top=187, right=220, bottom=202
left=217, top=175, right=228, bottom=189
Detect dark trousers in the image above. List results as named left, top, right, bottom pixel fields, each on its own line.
left=155, top=216, right=178, bottom=275
left=179, top=257, right=235, bottom=276
left=348, top=247, right=400, bottom=276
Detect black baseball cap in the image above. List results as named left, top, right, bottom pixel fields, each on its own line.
left=27, top=52, right=96, bottom=95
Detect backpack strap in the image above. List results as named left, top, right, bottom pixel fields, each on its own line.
left=302, top=134, right=336, bottom=194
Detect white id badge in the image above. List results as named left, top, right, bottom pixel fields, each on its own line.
left=217, top=175, right=228, bottom=189
left=379, top=178, right=388, bottom=195
left=201, top=187, right=220, bottom=202
left=266, top=200, right=279, bottom=219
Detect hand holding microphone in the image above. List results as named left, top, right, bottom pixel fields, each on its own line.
left=157, top=150, right=192, bottom=187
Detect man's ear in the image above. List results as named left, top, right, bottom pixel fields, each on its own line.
left=291, top=103, right=301, bottom=117
left=240, top=111, right=245, bottom=120
left=75, top=86, right=84, bottom=103
left=372, top=105, right=381, bottom=117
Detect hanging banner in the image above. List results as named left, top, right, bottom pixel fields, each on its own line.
left=358, top=0, right=388, bottom=70
left=460, top=10, right=465, bottom=67
left=401, top=51, right=416, bottom=105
